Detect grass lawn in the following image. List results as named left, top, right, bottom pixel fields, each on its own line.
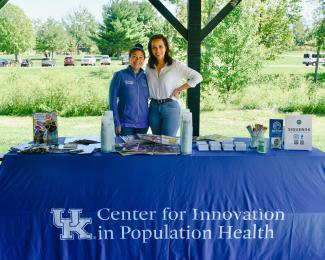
left=0, top=110, right=324, bottom=154
left=262, top=50, right=325, bottom=74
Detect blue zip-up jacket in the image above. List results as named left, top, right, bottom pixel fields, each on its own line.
left=109, top=66, right=149, bottom=128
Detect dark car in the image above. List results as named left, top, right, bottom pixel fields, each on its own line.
left=41, top=58, right=55, bottom=67
left=64, top=56, right=75, bottom=66
left=21, top=59, right=33, bottom=67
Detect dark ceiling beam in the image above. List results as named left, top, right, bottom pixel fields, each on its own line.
left=201, top=0, right=242, bottom=41
left=0, top=0, right=9, bottom=10
left=148, top=0, right=187, bottom=40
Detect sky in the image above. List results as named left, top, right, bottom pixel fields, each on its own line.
left=9, top=0, right=320, bottom=26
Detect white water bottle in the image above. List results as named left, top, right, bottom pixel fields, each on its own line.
left=179, top=109, right=190, bottom=141
left=181, top=112, right=193, bottom=154
left=101, top=111, right=115, bottom=153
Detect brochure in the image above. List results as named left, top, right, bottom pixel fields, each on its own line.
left=269, top=119, right=283, bottom=149
left=33, top=112, right=58, bottom=145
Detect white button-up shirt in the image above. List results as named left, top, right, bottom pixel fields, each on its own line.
left=145, top=60, right=203, bottom=100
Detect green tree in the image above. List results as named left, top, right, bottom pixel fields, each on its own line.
left=312, top=0, right=325, bottom=81
left=202, top=0, right=263, bottom=97
left=292, top=18, right=307, bottom=46
left=0, top=4, right=35, bottom=61
left=258, top=0, right=302, bottom=59
left=62, top=7, right=98, bottom=52
left=35, top=18, right=69, bottom=57
left=94, top=0, right=159, bottom=56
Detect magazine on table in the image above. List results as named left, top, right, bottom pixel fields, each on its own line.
left=33, top=112, right=58, bottom=145
left=117, top=142, right=180, bottom=156
left=137, top=134, right=178, bottom=145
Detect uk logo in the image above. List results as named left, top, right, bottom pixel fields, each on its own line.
left=51, top=208, right=93, bottom=240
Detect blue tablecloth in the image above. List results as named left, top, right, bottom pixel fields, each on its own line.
left=0, top=146, right=324, bottom=259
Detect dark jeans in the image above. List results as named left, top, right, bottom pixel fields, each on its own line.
left=121, top=127, right=148, bottom=136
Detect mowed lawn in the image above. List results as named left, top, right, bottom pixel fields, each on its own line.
left=0, top=110, right=324, bottom=154
left=262, top=50, right=325, bottom=74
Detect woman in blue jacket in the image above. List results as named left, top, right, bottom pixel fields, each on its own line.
left=109, top=44, right=149, bottom=136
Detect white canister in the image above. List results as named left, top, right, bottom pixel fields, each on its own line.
left=101, top=110, right=115, bottom=153
left=181, top=112, right=193, bottom=155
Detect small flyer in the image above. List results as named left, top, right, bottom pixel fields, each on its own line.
left=33, top=112, right=58, bottom=145
left=269, top=119, right=283, bottom=149
left=284, top=115, right=312, bottom=150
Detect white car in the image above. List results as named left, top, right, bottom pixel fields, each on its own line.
left=81, top=55, right=96, bottom=66
left=121, top=55, right=129, bottom=65
left=100, top=55, right=111, bottom=65
left=303, top=52, right=325, bottom=66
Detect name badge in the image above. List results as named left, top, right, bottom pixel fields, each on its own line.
left=125, top=80, right=134, bottom=85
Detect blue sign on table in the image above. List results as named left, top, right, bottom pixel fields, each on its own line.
left=269, top=119, right=283, bottom=149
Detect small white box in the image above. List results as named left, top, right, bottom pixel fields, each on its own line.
left=222, top=143, right=234, bottom=151
left=234, top=142, right=247, bottom=151
left=209, top=141, right=221, bottom=151
left=196, top=141, right=208, bottom=145
left=222, top=138, right=234, bottom=144
left=210, top=145, right=221, bottom=151
left=197, top=143, right=209, bottom=151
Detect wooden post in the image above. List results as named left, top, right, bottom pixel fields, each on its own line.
left=187, top=0, right=201, bottom=136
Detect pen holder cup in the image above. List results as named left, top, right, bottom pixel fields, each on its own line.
left=250, top=132, right=265, bottom=148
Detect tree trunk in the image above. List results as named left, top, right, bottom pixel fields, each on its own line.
left=314, top=46, right=321, bottom=82
left=15, top=53, right=19, bottom=63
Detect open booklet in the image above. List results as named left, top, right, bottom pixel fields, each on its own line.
left=117, top=134, right=180, bottom=155
left=136, top=134, right=178, bottom=145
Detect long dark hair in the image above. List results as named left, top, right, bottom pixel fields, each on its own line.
left=148, top=34, right=173, bottom=69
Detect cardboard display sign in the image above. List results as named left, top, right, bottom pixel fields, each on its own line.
left=284, top=115, right=312, bottom=150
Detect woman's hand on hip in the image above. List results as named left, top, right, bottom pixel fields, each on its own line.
left=170, top=83, right=190, bottom=98
left=170, top=87, right=181, bottom=98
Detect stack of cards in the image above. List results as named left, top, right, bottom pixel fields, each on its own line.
left=222, top=139, right=234, bottom=151
left=196, top=141, right=209, bottom=151
left=209, top=141, right=221, bottom=151
left=234, top=141, right=247, bottom=151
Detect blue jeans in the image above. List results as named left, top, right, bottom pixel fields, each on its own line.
left=149, top=100, right=180, bottom=137
left=121, top=127, right=148, bottom=136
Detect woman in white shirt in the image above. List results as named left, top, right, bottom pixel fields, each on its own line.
left=146, top=34, right=203, bottom=137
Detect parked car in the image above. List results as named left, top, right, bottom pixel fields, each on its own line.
left=21, top=59, right=33, bottom=67
left=100, top=55, right=111, bottom=65
left=81, top=55, right=96, bottom=66
left=121, top=55, right=129, bottom=65
left=0, top=59, right=13, bottom=67
left=303, top=52, right=325, bottom=66
left=64, top=56, right=75, bottom=66
left=41, top=58, right=55, bottom=67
